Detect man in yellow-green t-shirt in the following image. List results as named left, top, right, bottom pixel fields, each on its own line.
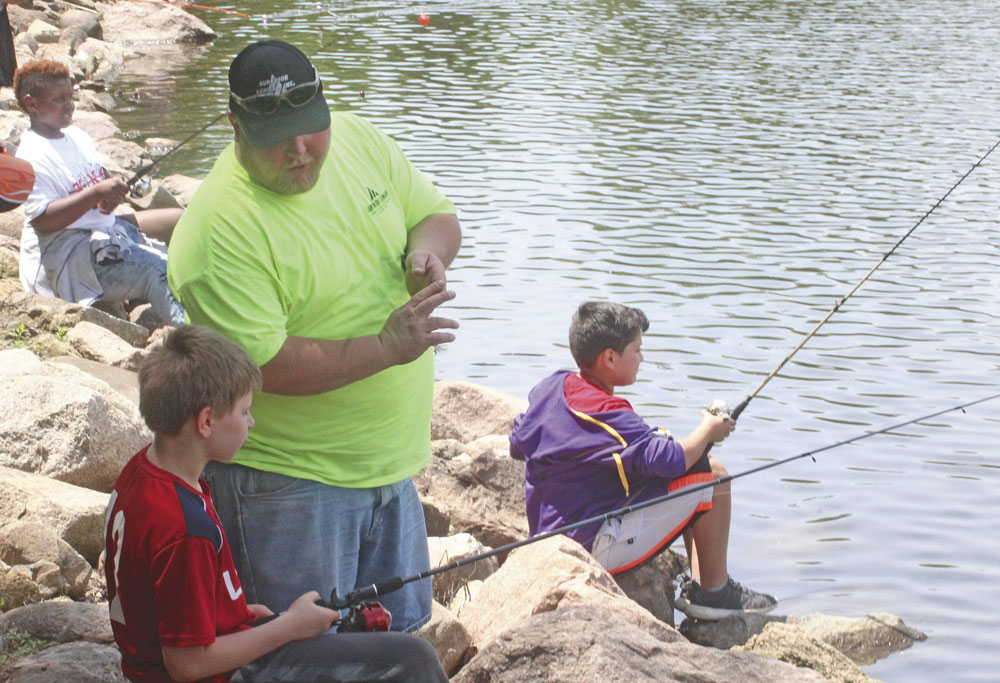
left=167, top=40, right=461, bottom=633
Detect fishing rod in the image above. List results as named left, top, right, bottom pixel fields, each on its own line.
left=724, top=138, right=1000, bottom=423
left=326, top=392, right=1000, bottom=613
left=126, top=111, right=227, bottom=193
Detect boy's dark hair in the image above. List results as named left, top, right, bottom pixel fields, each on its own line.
left=569, top=301, right=649, bottom=368
left=139, top=325, right=262, bottom=436
left=13, top=60, right=71, bottom=110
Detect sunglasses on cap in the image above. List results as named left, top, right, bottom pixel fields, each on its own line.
left=230, top=68, right=322, bottom=116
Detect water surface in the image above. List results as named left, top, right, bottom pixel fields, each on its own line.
left=115, top=2, right=1000, bottom=679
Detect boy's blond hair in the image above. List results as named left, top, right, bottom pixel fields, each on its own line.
left=139, top=325, right=262, bottom=436
left=13, top=60, right=71, bottom=111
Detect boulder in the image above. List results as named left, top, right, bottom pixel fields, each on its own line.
left=415, top=601, right=474, bottom=677
left=414, top=436, right=527, bottom=552
left=96, top=137, right=147, bottom=175
left=26, top=19, right=60, bottom=44
left=432, top=380, right=526, bottom=442
left=427, top=533, right=499, bottom=606
left=59, top=9, right=103, bottom=40
left=0, top=203, right=25, bottom=240
left=2, top=641, right=126, bottom=682
left=789, top=612, right=927, bottom=666
left=159, top=174, right=201, bottom=208
left=50, top=355, right=140, bottom=405
left=97, top=1, right=218, bottom=45
left=0, top=464, right=109, bottom=566
left=73, top=38, right=127, bottom=84
left=66, top=320, right=144, bottom=370
left=71, top=110, right=121, bottom=144
left=0, top=601, right=114, bottom=645
left=0, top=567, right=44, bottom=609
left=0, top=521, right=92, bottom=599
left=613, top=560, right=676, bottom=627
left=736, top=621, right=881, bottom=683
left=680, top=611, right=783, bottom=650
left=458, top=535, right=682, bottom=650
left=453, top=606, right=828, bottom=683
left=0, top=348, right=149, bottom=491
left=24, top=295, right=150, bottom=350
left=124, top=180, right=182, bottom=211
left=75, top=88, right=116, bottom=114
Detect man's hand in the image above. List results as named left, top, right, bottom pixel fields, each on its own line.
left=378, top=280, right=458, bottom=365
left=404, top=249, right=447, bottom=295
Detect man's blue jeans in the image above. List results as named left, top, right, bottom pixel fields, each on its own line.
left=203, top=462, right=433, bottom=633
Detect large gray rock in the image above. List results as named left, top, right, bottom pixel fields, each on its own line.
left=453, top=606, right=828, bottom=683
left=415, top=601, right=474, bottom=677
left=160, top=174, right=202, bottom=208
left=97, top=1, right=218, bottom=44
left=2, top=641, right=126, bottom=682
left=59, top=9, right=103, bottom=39
left=458, top=535, right=681, bottom=651
left=414, top=436, right=527, bottom=552
left=736, top=621, right=881, bottom=683
left=50, top=355, right=140, bottom=406
left=66, top=321, right=144, bottom=370
left=0, top=464, right=109, bottom=566
left=427, top=533, right=499, bottom=606
left=0, top=601, right=114, bottom=645
left=432, top=380, right=526, bottom=442
left=680, top=611, right=782, bottom=650
left=0, top=204, right=25, bottom=239
left=0, top=348, right=149, bottom=491
left=22, top=296, right=151, bottom=349
left=789, top=612, right=927, bottom=666
left=0, top=521, right=93, bottom=599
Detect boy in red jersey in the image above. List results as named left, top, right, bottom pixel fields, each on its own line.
left=510, top=301, right=777, bottom=621
left=104, top=325, right=447, bottom=682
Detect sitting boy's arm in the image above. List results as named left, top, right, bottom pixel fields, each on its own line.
left=161, top=592, right=337, bottom=682
left=30, top=177, right=128, bottom=233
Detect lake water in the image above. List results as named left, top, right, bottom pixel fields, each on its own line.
left=113, top=1, right=1000, bottom=679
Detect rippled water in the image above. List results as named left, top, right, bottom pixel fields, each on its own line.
left=113, top=1, right=1000, bottom=679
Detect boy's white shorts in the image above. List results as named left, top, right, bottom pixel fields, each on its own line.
left=591, top=468, right=714, bottom=575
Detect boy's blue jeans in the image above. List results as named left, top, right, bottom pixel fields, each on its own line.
left=92, top=218, right=185, bottom=326
left=203, top=461, right=433, bottom=633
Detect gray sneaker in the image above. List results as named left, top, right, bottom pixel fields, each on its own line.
left=675, top=576, right=777, bottom=621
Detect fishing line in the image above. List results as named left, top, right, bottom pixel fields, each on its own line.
left=126, top=111, right=228, bottom=192
left=329, top=392, right=1000, bottom=610
left=726, top=137, right=1000, bottom=422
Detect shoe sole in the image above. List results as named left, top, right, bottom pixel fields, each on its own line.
left=674, top=596, right=777, bottom=621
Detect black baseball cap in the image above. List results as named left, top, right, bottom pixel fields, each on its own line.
left=228, top=41, right=331, bottom=148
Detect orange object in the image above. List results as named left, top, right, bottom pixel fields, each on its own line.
left=0, top=150, right=35, bottom=209
left=418, top=13, right=430, bottom=26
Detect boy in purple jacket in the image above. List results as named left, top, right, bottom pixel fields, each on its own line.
left=510, top=301, right=776, bottom=620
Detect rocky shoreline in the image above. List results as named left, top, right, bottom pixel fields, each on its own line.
left=0, top=2, right=926, bottom=681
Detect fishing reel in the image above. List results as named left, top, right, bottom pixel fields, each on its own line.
left=326, top=589, right=392, bottom=633
left=706, top=399, right=731, bottom=419
left=129, top=176, right=152, bottom=199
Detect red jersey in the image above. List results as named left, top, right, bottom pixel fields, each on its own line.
left=104, top=446, right=255, bottom=682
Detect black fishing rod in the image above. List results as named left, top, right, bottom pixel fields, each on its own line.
left=724, top=138, right=1000, bottom=422
left=126, top=111, right=228, bottom=193
left=327, top=392, right=1000, bottom=612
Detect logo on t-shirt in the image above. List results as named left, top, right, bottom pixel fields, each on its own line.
left=365, top=186, right=390, bottom=215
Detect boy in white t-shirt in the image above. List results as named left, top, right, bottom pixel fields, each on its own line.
left=13, top=59, right=184, bottom=324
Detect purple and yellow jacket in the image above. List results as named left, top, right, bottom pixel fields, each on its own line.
left=509, top=369, right=692, bottom=551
